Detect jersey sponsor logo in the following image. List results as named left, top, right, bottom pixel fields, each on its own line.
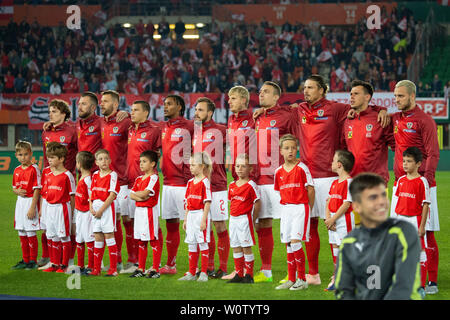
left=398, top=192, right=416, bottom=199
left=366, top=124, right=373, bottom=131
left=279, top=183, right=301, bottom=190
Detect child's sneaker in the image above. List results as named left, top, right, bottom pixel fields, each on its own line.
left=25, top=261, right=38, bottom=270
left=197, top=272, right=209, bottom=282
left=242, top=274, right=254, bottom=284
left=42, top=264, right=59, bottom=273
left=160, top=265, right=177, bottom=275
left=37, top=257, right=50, bottom=267
left=254, top=271, right=273, bottom=283
left=129, top=269, right=145, bottom=278
left=146, top=270, right=161, bottom=279
left=290, top=279, right=308, bottom=290
left=226, top=274, right=243, bottom=283
left=11, top=260, right=27, bottom=270
left=178, top=272, right=197, bottom=281
left=275, top=280, right=295, bottom=290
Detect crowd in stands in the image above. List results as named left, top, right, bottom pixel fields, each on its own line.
left=0, top=2, right=448, bottom=97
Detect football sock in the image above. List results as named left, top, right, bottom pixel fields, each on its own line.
left=123, top=220, right=136, bottom=264
left=208, top=230, right=216, bottom=270
left=244, top=253, right=255, bottom=277
left=138, top=240, right=148, bottom=271
left=426, top=231, right=439, bottom=283
left=217, top=230, right=230, bottom=272
left=94, top=241, right=105, bottom=272
left=106, top=238, right=118, bottom=272
left=41, top=233, right=49, bottom=259
left=305, top=217, right=320, bottom=275
left=200, top=249, right=209, bottom=274
left=53, top=239, right=62, bottom=266
left=150, top=237, right=162, bottom=272
left=27, top=234, right=38, bottom=262
left=77, top=242, right=85, bottom=268
left=47, top=238, right=54, bottom=264
left=165, top=221, right=180, bottom=267
left=257, top=227, right=273, bottom=272
left=19, top=235, right=30, bottom=263
left=286, top=246, right=296, bottom=283
left=188, top=245, right=199, bottom=276
left=61, top=238, right=71, bottom=267
left=233, top=252, right=245, bottom=277
left=292, top=242, right=306, bottom=281
left=86, top=241, right=94, bottom=269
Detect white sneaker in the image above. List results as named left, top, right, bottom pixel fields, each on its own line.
left=178, top=272, right=197, bottom=281
left=38, top=261, right=52, bottom=270
left=197, top=272, right=208, bottom=282
left=275, top=280, right=295, bottom=290
left=120, top=262, right=136, bottom=274
left=290, top=279, right=308, bottom=290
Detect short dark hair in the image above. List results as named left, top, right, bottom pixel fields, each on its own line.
left=351, top=80, right=374, bottom=98
left=350, top=173, right=386, bottom=203
left=263, top=81, right=282, bottom=97
left=403, top=147, right=423, bottom=163
left=140, top=150, right=159, bottom=164
left=133, top=100, right=150, bottom=115
left=196, top=97, right=216, bottom=114
left=76, top=151, right=95, bottom=171
left=306, top=74, right=328, bottom=96
left=101, top=90, right=120, bottom=102
left=165, top=94, right=185, bottom=116
left=81, top=91, right=99, bottom=106
left=335, top=149, right=355, bottom=173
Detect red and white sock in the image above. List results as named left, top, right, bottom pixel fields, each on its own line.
left=47, top=238, right=54, bottom=265
left=218, top=230, right=230, bottom=272
left=286, top=246, right=296, bottom=283
left=41, top=233, right=49, bottom=259
left=150, top=232, right=162, bottom=272
left=257, top=227, right=273, bottom=271
left=200, top=248, right=209, bottom=274
left=244, top=253, right=255, bottom=277
left=53, top=239, right=62, bottom=266
left=27, top=234, right=38, bottom=262
left=208, top=230, right=215, bottom=271
left=138, top=240, right=148, bottom=271
left=19, top=235, right=30, bottom=263
left=93, top=241, right=105, bottom=273
left=165, top=222, right=180, bottom=267
left=292, top=242, right=306, bottom=281
left=86, top=241, right=94, bottom=269
left=61, top=238, right=71, bottom=267
left=233, top=252, right=245, bottom=277
left=106, top=238, right=118, bottom=272
left=188, top=248, right=199, bottom=276
left=77, top=242, right=85, bottom=268
left=305, top=218, right=320, bottom=275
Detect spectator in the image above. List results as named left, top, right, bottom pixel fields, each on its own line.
left=444, top=81, right=450, bottom=101
left=174, top=17, right=186, bottom=43
left=104, top=74, right=118, bottom=91
left=49, top=80, right=62, bottom=95
left=431, top=74, right=442, bottom=94
left=158, top=16, right=170, bottom=40
left=88, top=74, right=100, bottom=93
left=14, top=73, right=26, bottom=93
left=40, top=70, right=52, bottom=93
left=3, top=70, right=15, bottom=93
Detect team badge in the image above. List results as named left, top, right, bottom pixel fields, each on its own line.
left=317, top=110, right=324, bottom=117
left=407, top=122, right=413, bottom=129
left=175, top=128, right=181, bottom=134
left=113, top=126, right=119, bottom=133
left=302, top=116, right=307, bottom=124
left=89, top=126, right=94, bottom=132
left=270, top=120, right=276, bottom=127
left=366, top=124, right=373, bottom=132
left=206, top=132, right=213, bottom=139
left=141, top=132, right=147, bottom=138
left=60, top=136, right=65, bottom=142
left=242, top=120, right=248, bottom=127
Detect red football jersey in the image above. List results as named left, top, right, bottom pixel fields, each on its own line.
left=131, top=173, right=160, bottom=208
left=296, top=98, right=350, bottom=179
left=228, top=180, right=260, bottom=217
left=91, top=170, right=120, bottom=202
left=392, top=107, right=440, bottom=187
left=77, top=113, right=103, bottom=154
left=40, top=166, right=52, bottom=200
left=255, top=104, right=298, bottom=185
left=127, top=120, right=162, bottom=188
left=185, top=177, right=212, bottom=211
left=12, top=164, right=41, bottom=197
left=227, top=109, right=259, bottom=181
left=192, top=119, right=227, bottom=192
left=161, top=116, right=194, bottom=186
left=327, top=178, right=353, bottom=214
left=45, top=170, right=76, bottom=204
left=42, top=122, right=78, bottom=176
left=343, top=107, right=395, bottom=183
left=75, top=175, right=92, bottom=212
left=101, top=112, right=132, bottom=186
left=395, top=175, right=430, bottom=217
left=274, top=161, right=314, bottom=205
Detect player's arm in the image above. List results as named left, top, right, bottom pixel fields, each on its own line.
left=70, top=194, right=75, bottom=216
left=307, top=185, right=315, bottom=210
left=324, top=197, right=334, bottom=230
left=116, top=110, right=129, bottom=122
left=200, top=200, right=211, bottom=231
left=12, top=186, right=27, bottom=197
left=253, top=199, right=261, bottom=231
left=27, top=188, right=41, bottom=220
left=327, top=202, right=351, bottom=229
left=421, top=118, right=440, bottom=185
left=94, top=191, right=117, bottom=218
left=335, top=239, right=357, bottom=300
left=383, top=222, right=422, bottom=300
left=418, top=203, right=429, bottom=238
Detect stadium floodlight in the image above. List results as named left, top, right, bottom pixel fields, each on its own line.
left=183, top=35, right=199, bottom=39
left=153, top=35, right=161, bottom=39
left=196, top=23, right=205, bottom=28
left=123, top=23, right=132, bottom=28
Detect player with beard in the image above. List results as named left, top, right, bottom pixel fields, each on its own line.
left=390, top=80, right=440, bottom=295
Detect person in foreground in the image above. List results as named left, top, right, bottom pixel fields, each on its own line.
left=334, top=173, right=422, bottom=300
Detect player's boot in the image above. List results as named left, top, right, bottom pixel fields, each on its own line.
left=290, top=279, right=308, bottom=291
left=129, top=269, right=145, bottom=278
left=254, top=271, right=273, bottom=283
left=37, top=257, right=50, bottom=267
left=279, top=274, right=289, bottom=284
left=38, top=261, right=53, bottom=270
left=178, top=272, right=197, bottom=281
left=146, top=270, right=161, bottom=279
left=197, top=272, right=209, bottom=282
left=275, top=280, right=295, bottom=290
left=305, top=273, right=321, bottom=285
left=160, top=265, right=177, bottom=275
left=11, top=260, right=27, bottom=270
left=425, top=282, right=439, bottom=295
left=25, top=261, right=38, bottom=270
left=226, top=274, right=243, bottom=283
left=211, top=269, right=227, bottom=279
left=242, top=274, right=254, bottom=284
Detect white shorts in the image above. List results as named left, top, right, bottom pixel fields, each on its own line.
left=229, top=214, right=255, bottom=248
left=426, top=186, right=439, bottom=231
left=258, top=184, right=282, bottom=219
left=45, top=202, right=72, bottom=239
left=116, top=185, right=130, bottom=216
left=75, top=210, right=95, bottom=243
left=127, top=194, right=136, bottom=219
left=328, top=212, right=355, bottom=246
left=210, top=190, right=229, bottom=222
left=15, top=196, right=40, bottom=232
left=134, top=206, right=160, bottom=241
left=185, top=209, right=211, bottom=244
left=279, top=203, right=310, bottom=243
left=311, top=177, right=335, bottom=219
left=92, top=199, right=117, bottom=234
left=395, top=214, right=428, bottom=249
left=161, top=185, right=186, bottom=220
left=390, top=184, right=398, bottom=219
left=39, top=198, right=49, bottom=230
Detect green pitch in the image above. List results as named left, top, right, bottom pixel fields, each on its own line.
left=0, top=172, right=449, bottom=300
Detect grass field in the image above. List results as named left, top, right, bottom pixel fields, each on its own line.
left=0, top=172, right=449, bottom=301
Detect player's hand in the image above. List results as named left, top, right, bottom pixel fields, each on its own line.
left=116, top=110, right=129, bottom=122
left=290, top=103, right=299, bottom=108
left=252, top=108, right=264, bottom=119
left=200, top=219, right=207, bottom=231
left=183, top=220, right=187, bottom=231
left=42, top=121, right=52, bottom=131
left=94, top=210, right=103, bottom=219
left=377, top=109, right=391, bottom=128
left=254, top=220, right=260, bottom=232
left=15, top=188, right=27, bottom=197
left=347, top=108, right=356, bottom=119
left=122, top=215, right=131, bottom=223
left=27, top=209, right=36, bottom=220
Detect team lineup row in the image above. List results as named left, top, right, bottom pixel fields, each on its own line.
left=11, top=75, right=440, bottom=298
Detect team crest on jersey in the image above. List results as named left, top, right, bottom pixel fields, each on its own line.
left=366, top=124, right=373, bottom=132
left=242, top=120, right=248, bottom=127
left=113, top=126, right=119, bottom=133
left=141, top=132, right=147, bottom=139
left=317, top=110, right=324, bottom=117
left=175, top=128, right=181, bottom=134
left=270, top=120, right=276, bottom=127
left=407, top=122, right=413, bottom=129
left=89, top=126, right=94, bottom=132
left=60, top=136, right=65, bottom=142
